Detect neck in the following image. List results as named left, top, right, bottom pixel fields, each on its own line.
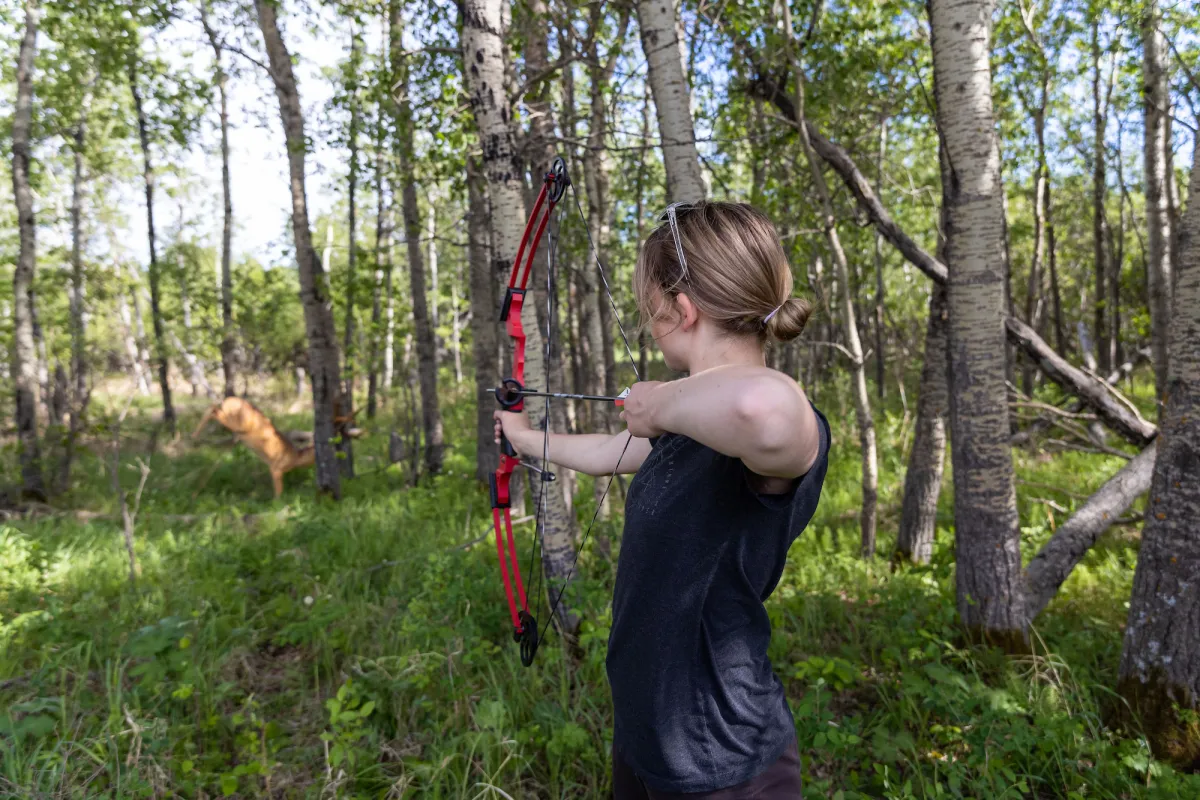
left=685, top=328, right=766, bottom=374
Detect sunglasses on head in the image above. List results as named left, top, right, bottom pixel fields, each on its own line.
left=658, top=202, right=695, bottom=283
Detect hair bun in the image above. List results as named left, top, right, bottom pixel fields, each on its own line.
left=765, top=297, right=812, bottom=343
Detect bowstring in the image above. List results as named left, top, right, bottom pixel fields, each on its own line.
left=537, top=180, right=644, bottom=650
left=525, top=197, right=565, bottom=626
left=569, top=189, right=642, bottom=382
left=538, top=430, right=634, bottom=648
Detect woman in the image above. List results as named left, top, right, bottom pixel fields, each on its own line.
left=496, top=201, right=830, bottom=798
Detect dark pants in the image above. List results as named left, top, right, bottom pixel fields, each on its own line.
left=612, top=740, right=803, bottom=799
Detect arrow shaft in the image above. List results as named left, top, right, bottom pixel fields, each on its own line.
left=518, top=389, right=621, bottom=403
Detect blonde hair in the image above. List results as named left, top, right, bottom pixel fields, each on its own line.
left=634, top=201, right=811, bottom=342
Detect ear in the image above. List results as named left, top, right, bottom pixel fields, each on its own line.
left=675, top=292, right=700, bottom=331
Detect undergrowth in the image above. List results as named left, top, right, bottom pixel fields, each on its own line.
left=0, top=386, right=1194, bottom=798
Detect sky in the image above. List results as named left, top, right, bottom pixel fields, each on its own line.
left=146, top=3, right=364, bottom=268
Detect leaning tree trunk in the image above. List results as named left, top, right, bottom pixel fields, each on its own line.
left=1024, top=441, right=1156, bottom=622
left=1117, top=141, right=1200, bottom=769
left=10, top=0, right=45, bottom=500
left=467, top=153, right=498, bottom=481
left=463, top=0, right=582, bottom=630
left=1142, top=0, right=1173, bottom=404
left=895, top=283, right=948, bottom=565
left=391, top=0, right=443, bottom=476
left=635, top=0, right=706, bottom=202
left=200, top=0, right=236, bottom=398
left=130, top=61, right=175, bottom=433
left=930, top=0, right=1026, bottom=650
left=255, top=0, right=342, bottom=498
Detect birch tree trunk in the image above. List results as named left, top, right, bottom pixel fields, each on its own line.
left=635, top=86, right=652, bottom=382
left=59, top=79, right=93, bottom=492
left=1045, top=177, right=1065, bottom=355
left=930, top=0, right=1026, bottom=649
left=1142, top=0, right=1173, bottom=403
left=1117, top=142, right=1200, bottom=768
left=130, top=60, right=176, bottom=433
left=10, top=0, right=45, bottom=500
left=872, top=118, right=888, bottom=399
left=200, top=0, right=236, bottom=398
left=785, top=2, right=878, bottom=558
left=467, top=154, right=498, bottom=481
left=450, top=263, right=463, bottom=384
left=338, top=26, right=361, bottom=478
left=896, top=283, right=948, bottom=565
left=578, top=4, right=624, bottom=428
left=367, top=127, right=390, bottom=419
left=255, top=0, right=342, bottom=498
left=896, top=141, right=955, bottom=566
left=1091, top=20, right=1110, bottom=374
left=391, top=0, right=443, bottom=476
left=69, top=84, right=91, bottom=412
left=463, top=0, right=582, bottom=630
left=1022, top=103, right=1047, bottom=394
left=635, top=0, right=705, bottom=202
left=117, top=281, right=150, bottom=396
left=799, top=128, right=877, bottom=557
left=521, top=0, right=557, bottom=350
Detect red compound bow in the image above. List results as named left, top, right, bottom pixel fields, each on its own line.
left=489, top=156, right=636, bottom=666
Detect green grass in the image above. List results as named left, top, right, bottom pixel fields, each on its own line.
left=1, top=386, right=1195, bottom=798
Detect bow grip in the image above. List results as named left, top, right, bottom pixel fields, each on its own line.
left=498, top=429, right=517, bottom=459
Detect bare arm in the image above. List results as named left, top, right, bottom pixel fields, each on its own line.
left=495, top=412, right=653, bottom=476
left=625, top=366, right=820, bottom=480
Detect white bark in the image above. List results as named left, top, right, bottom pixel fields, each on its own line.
left=255, top=0, right=343, bottom=498
left=1142, top=0, right=1173, bottom=403
left=462, top=0, right=581, bottom=630
left=635, top=0, right=706, bottom=202
left=1117, top=139, right=1200, bottom=766
left=930, top=0, right=1026, bottom=648
left=11, top=0, right=44, bottom=498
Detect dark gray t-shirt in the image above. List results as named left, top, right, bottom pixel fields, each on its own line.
left=606, top=407, right=830, bottom=793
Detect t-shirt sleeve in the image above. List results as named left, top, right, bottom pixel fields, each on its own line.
left=745, top=404, right=832, bottom=535
left=787, top=405, right=831, bottom=533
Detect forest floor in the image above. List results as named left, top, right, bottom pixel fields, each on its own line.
left=2, top=381, right=1198, bottom=798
